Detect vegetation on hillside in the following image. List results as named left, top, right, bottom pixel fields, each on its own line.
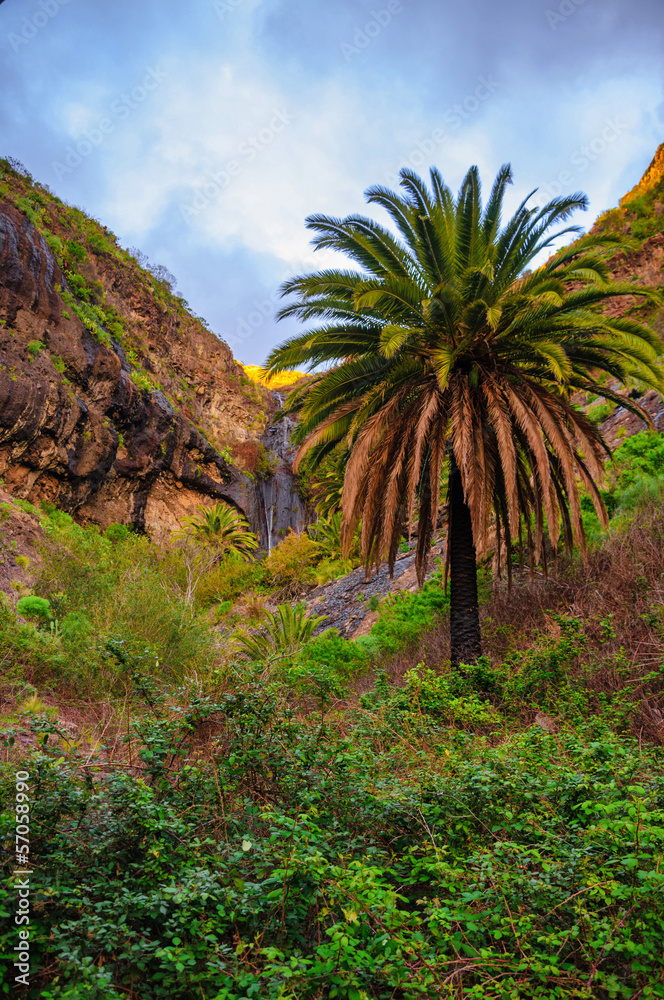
left=595, top=142, right=664, bottom=244
left=0, top=156, right=269, bottom=451
left=265, top=164, right=663, bottom=666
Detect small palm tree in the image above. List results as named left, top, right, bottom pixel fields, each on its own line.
left=180, top=501, right=258, bottom=559
left=309, top=456, right=347, bottom=516
left=309, top=511, right=360, bottom=563
left=234, top=603, right=328, bottom=661
left=265, top=165, right=663, bottom=667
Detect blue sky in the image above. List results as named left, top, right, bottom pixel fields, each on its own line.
left=1, top=0, right=663, bottom=363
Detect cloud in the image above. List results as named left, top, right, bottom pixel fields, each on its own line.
left=0, top=0, right=662, bottom=362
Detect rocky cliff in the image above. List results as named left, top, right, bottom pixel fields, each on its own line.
left=0, top=157, right=306, bottom=543
left=586, top=143, right=664, bottom=446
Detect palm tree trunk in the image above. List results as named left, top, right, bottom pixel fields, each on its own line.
left=448, top=454, right=482, bottom=668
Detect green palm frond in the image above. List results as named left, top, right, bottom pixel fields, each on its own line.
left=178, top=502, right=258, bottom=558
left=234, top=603, right=328, bottom=661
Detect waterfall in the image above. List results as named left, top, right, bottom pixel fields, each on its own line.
left=261, top=476, right=275, bottom=554
left=253, top=388, right=310, bottom=552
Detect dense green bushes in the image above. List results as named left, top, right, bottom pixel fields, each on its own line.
left=2, top=691, right=664, bottom=998
left=3, top=507, right=451, bottom=700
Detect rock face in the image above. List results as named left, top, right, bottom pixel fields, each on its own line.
left=590, top=231, right=664, bottom=448
left=306, top=544, right=425, bottom=638
left=258, top=394, right=309, bottom=551
left=0, top=173, right=306, bottom=543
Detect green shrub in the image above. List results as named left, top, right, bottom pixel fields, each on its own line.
left=65, top=239, right=87, bottom=263
left=368, top=575, right=449, bottom=655
left=234, top=603, right=328, bottom=663
left=190, top=552, right=264, bottom=607
left=26, top=512, right=215, bottom=686
left=586, top=400, right=615, bottom=425
left=371, top=662, right=501, bottom=726
left=14, top=499, right=40, bottom=517
left=2, top=709, right=664, bottom=998
left=582, top=430, right=664, bottom=539
left=263, top=530, right=320, bottom=596
left=503, top=613, right=586, bottom=711
left=612, top=429, right=664, bottom=493
left=44, top=232, right=64, bottom=257
left=295, top=627, right=367, bottom=679
left=104, top=523, right=129, bottom=544
left=87, top=232, right=112, bottom=255
left=17, top=595, right=52, bottom=622
left=313, top=555, right=355, bottom=585
left=130, top=370, right=153, bottom=393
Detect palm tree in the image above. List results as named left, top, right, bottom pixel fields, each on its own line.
left=180, top=501, right=258, bottom=559
left=234, top=603, right=328, bottom=662
left=265, top=165, right=663, bottom=667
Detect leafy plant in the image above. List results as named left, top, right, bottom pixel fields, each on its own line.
left=309, top=511, right=356, bottom=562
left=263, top=529, right=320, bottom=596
left=16, top=595, right=52, bottom=623
left=178, top=502, right=258, bottom=559
left=104, top=523, right=130, bottom=544
left=130, top=369, right=154, bottom=393
left=234, top=602, right=327, bottom=662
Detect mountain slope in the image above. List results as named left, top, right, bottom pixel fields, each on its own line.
left=0, top=157, right=302, bottom=540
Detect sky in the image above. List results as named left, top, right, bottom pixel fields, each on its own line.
left=1, top=0, right=663, bottom=364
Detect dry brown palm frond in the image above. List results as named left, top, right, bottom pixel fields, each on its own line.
left=424, top=424, right=448, bottom=576
left=406, top=382, right=443, bottom=535
left=340, top=392, right=407, bottom=554
left=503, top=384, right=553, bottom=504
left=521, top=384, right=588, bottom=553
left=478, top=376, right=520, bottom=533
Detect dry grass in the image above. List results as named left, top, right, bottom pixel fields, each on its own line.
left=344, top=503, right=664, bottom=743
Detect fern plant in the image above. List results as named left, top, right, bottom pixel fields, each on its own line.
left=234, top=603, right=328, bottom=662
